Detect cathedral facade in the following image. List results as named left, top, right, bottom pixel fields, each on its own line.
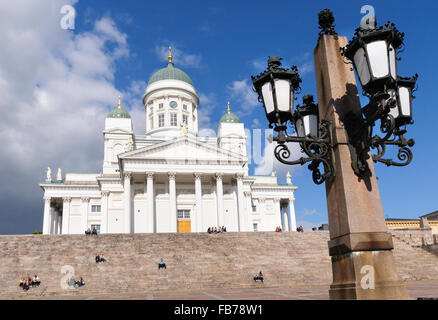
left=40, top=50, right=298, bottom=235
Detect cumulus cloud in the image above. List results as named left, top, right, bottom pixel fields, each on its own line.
left=0, top=0, right=140, bottom=234
left=227, top=79, right=258, bottom=114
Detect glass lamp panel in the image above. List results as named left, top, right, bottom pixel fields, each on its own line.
left=389, top=44, right=397, bottom=80
left=261, top=82, right=275, bottom=115
left=295, top=118, right=305, bottom=138
left=387, top=89, right=400, bottom=119
left=366, top=40, right=389, bottom=78
left=274, top=79, right=291, bottom=112
left=353, top=47, right=371, bottom=86
left=398, top=86, right=412, bottom=118
left=305, top=114, right=319, bottom=137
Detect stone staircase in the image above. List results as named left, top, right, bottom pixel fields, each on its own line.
left=0, top=231, right=437, bottom=299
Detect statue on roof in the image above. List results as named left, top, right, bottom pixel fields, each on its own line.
left=46, top=167, right=51, bottom=181
left=56, top=168, right=62, bottom=181
left=286, top=171, right=292, bottom=185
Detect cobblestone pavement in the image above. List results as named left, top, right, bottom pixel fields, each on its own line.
left=14, top=281, right=438, bottom=300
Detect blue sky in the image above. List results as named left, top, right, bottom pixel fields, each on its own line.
left=0, top=0, right=437, bottom=233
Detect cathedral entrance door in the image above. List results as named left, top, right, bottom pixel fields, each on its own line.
left=177, top=209, right=191, bottom=233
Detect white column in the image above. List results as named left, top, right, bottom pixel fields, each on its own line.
left=244, top=192, right=252, bottom=231
left=61, top=197, right=71, bottom=234
left=281, top=204, right=286, bottom=231
left=194, top=173, right=203, bottom=233
left=43, top=196, right=51, bottom=235
left=54, top=211, right=59, bottom=234
left=50, top=207, right=56, bottom=235
left=274, top=198, right=281, bottom=231
left=169, top=172, right=177, bottom=232
left=81, top=197, right=90, bottom=233
left=124, top=172, right=132, bottom=234
left=259, top=199, right=265, bottom=230
left=101, top=192, right=109, bottom=234
left=146, top=172, right=155, bottom=233
left=58, top=215, right=62, bottom=234
left=215, top=173, right=224, bottom=227
left=288, top=198, right=297, bottom=232
left=236, top=174, right=245, bottom=232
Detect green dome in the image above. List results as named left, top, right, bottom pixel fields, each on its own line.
left=148, top=62, right=194, bottom=86
left=107, top=107, right=131, bottom=119
left=219, top=112, right=240, bottom=124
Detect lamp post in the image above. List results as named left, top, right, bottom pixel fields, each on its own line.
left=251, top=59, right=334, bottom=185
left=252, top=8, right=415, bottom=299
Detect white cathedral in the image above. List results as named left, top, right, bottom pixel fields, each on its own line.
left=40, top=49, right=298, bottom=235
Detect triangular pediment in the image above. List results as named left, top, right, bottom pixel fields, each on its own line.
left=103, top=127, right=133, bottom=134
left=119, top=136, right=246, bottom=162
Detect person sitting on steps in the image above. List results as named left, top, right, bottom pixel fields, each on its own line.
left=253, top=271, right=264, bottom=282
left=32, top=275, right=40, bottom=286
left=158, top=258, right=166, bottom=270
left=85, top=228, right=91, bottom=235
left=75, top=277, right=85, bottom=287
left=92, top=227, right=97, bottom=235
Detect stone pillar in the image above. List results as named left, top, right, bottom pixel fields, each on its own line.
left=101, top=192, right=109, bottom=234
left=58, top=213, right=62, bottom=234
left=314, top=34, right=408, bottom=299
left=50, top=207, right=57, bottom=235
left=244, top=192, right=252, bottom=231
left=274, top=198, right=281, bottom=231
left=169, top=172, right=177, bottom=232
left=259, top=199, right=265, bottom=231
left=123, top=172, right=132, bottom=234
left=146, top=172, right=155, bottom=233
left=288, top=198, right=296, bottom=232
left=61, top=197, right=71, bottom=235
left=236, top=174, right=245, bottom=232
left=215, top=173, right=224, bottom=227
left=43, top=196, right=51, bottom=235
left=81, top=197, right=90, bottom=233
left=194, top=173, right=203, bottom=233
left=280, top=204, right=286, bottom=231
left=55, top=210, right=60, bottom=234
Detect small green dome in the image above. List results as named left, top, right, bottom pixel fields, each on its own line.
left=219, top=112, right=240, bottom=124
left=148, top=62, right=194, bottom=86
left=107, top=107, right=131, bottom=118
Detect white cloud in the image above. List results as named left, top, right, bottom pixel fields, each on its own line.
left=0, top=0, right=139, bottom=233
left=154, top=43, right=202, bottom=68
left=227, top=79, right=258, bottom=114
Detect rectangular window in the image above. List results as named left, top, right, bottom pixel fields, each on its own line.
left=177, top=209, right=190, bottom=219
left=170, top=113, right=177, bottom=126
left=158, top=114, right=165, bottom=127
left=183, top=104, right=187, bottom=110
left=91, top=205, right=101, bottom=213
left=91, top=224, right=101, bottom=234
left=252, top=205, right=257, bottom=212
left=253, top=223, right=258, bottom=232
left=182, top=114, right=188, bottom=124
left=159, top=103, right=163, bottom=109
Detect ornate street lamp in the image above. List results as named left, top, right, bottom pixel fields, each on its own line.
left=251, top=58, right=334, bottom=185
left=251, top=56, right=302, bottom=129
left=342, top=21, right=404, bottom=97
left=341, top=20, right=418, bottom=173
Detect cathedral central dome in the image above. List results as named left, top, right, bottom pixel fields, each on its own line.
left=148, top=62, right=194, bottom=86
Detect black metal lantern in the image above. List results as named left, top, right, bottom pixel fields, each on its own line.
left=342, top=22, right=404, bottom=96
left=387, top=75, right=418, bottom=127
left=294, top=95, right=319, bottom=138
left=251, top=56, right=302, bottom=128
